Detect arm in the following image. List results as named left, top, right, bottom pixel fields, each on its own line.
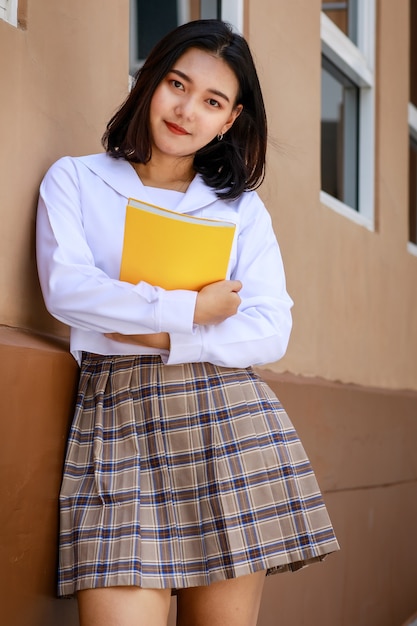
left=166, top=194, right=293, bottom=368
left=104, top=279, right=243, bottom=348
left=36, top=157, right=196, bottom=336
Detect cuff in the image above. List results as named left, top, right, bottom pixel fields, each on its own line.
left=158, top=289, right=197, bottom=334
left=163, top=326, right=203, bottom=364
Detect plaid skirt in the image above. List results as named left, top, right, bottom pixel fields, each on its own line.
left=58, top=353, right=339, bottom=596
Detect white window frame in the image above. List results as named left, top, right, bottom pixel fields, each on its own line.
left=320, top=2, right=376, bottom=231
left=220, top=0, right=243, bottom=33
left=130, top=0, right=243, bottom=76
left=0, top=0, right=17, bottom=26
left=408, top=102, right=417, bottom=256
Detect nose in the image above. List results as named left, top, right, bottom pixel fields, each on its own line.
left=175, top=96, right=196, bottom=121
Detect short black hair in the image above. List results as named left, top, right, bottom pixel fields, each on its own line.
left=102, top=19, right=267, bottom=200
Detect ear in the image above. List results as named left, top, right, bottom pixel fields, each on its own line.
left=221, top=103, right=243, bottom=135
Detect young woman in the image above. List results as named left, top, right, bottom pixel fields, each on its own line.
left=36, top=19, right=339, bottom=626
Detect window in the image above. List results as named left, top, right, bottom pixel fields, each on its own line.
left=0, top=0, right=17, bottom=26
left=409, top=0, right=417, bottom=251
left=130, top=0, right=243, bottom=76
left=320, top=0, right=375, bottom=227
left=321, top=57, right=359, bottom=210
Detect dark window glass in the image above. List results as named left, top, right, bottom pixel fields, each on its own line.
left=410, top=137, right=417, bottom=244
left=410, top=1, right=417, bottom=243
left=322, top=1, right=358, bottom=44
left=134, top=0, right=178, bottom=61
left=411, top=0, right=417, bottom=108
left=321, top=56, right=360, bottom=210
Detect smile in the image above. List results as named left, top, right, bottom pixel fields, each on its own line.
left=164, top=121, right=190, bottom=135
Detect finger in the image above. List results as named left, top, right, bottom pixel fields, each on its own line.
left=229, top=280, right=242, bottom=292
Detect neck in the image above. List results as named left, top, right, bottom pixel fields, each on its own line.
left=132, top=156, right=195, bottom=192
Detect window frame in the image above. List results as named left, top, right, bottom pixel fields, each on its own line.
left=408, top=102, right=417, bottom=256
left=0, top=0, right=17, bottom=26
left=320, top=2, right=376, bottom=230
left=219, top=0, right=243, bottom=32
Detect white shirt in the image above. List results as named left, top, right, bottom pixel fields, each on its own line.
left=36, top=153, right=293, bottom=368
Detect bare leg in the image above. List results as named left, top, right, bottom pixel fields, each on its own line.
left=176, top=571, right=266, bottom=626
left=77, top=586, right=172, bottom=626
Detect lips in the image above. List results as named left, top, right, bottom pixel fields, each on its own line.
left=164, top=121, right=190, bottom=135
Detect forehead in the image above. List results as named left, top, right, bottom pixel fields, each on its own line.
left=171, top=47, right=239, bottom=97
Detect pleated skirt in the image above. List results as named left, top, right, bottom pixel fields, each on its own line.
left=58, top=353, right=339, bottom=596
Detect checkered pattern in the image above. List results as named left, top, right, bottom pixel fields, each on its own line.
left=58, top=354, right=339, bottom=596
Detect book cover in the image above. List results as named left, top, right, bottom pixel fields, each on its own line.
left=119, top=197, right=236, bottom=291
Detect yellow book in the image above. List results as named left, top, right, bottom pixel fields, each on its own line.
left=119, top=198, right=236, bottom=291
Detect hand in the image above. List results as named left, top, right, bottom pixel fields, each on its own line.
left=194, top=280, right=242, bottom=326
left=104, top=332, right=170, bottom=350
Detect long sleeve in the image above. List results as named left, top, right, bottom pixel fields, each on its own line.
left=166, top=193, right=293, bottom=368
left=36, top=157, right=197, bottom=337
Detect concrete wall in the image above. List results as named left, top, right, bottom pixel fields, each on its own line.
left=0, top=328, right=79, bottom=626
left=257, top=371, right=417, bottom=626
left=251, top=0, right=417, bottom=392
left=1, top=1, right=416, bottom=625
left=0, top=1, right=128, bottom=623
left=0, top=0, right=129, bottom=337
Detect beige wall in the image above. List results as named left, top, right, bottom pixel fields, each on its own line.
left=0, top=328, right=79, bottom=626
left=257, top=370, right=417, bottom=626
left=0, top=0, right=129, bottom=337
left=0, top=1, right=129, bottom=621
left=250, top=0, right=417, bottom=392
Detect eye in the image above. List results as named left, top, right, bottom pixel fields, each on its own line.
left=207, top=98, right=220, bottom=108
left=170, top=79, right=184, bottom=90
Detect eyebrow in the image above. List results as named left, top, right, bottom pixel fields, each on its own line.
left=170, top=68, right=231, bottom=103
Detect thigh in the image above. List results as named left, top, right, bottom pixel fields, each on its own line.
left=176, top=571, right=266, bottom=626
left=77, top=586, right=172, bottom=626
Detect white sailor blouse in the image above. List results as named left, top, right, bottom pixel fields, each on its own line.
left=36, top=153, right=293, bottom=368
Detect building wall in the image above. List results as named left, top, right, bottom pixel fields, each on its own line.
left=1, top=1, right=416, bottom=625
left=250, top=2, right=417, bottom=624
left=0, top=0, right=129, bottom=337
left=0, top=328, right=79, bottom=626
left=0, top=1, right=128, bottom=624
left=252, top=0, right=417, bottom=392
left=256, top=371, right=417, bottom=626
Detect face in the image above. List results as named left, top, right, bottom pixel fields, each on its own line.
left=148, top=47, right=243, bottom=161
